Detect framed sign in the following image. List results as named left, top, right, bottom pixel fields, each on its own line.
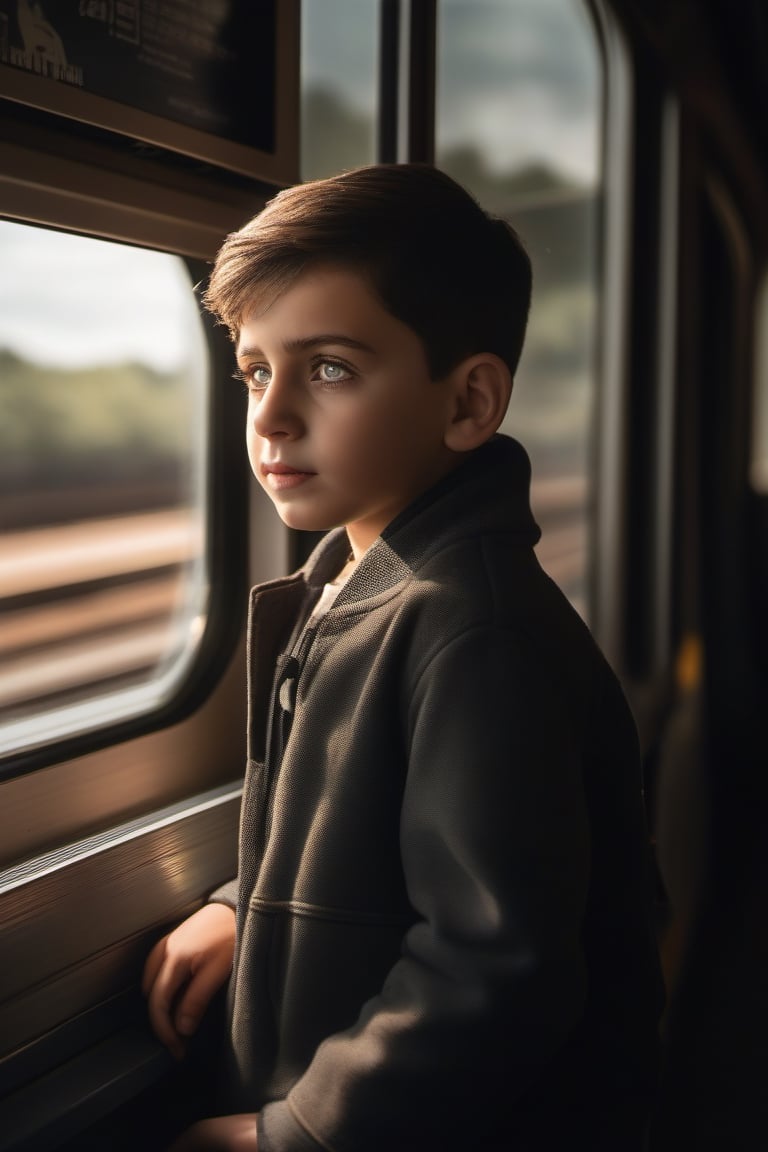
left=0, top=0, right=299, bottom=184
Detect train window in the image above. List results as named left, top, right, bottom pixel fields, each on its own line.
left=435, top=0, right=602, bottom=619
left=300, top=0, right=379, bottom=179
left=0, top=220, right=209, bottom=759
left=753, top=273, right=768, bottom=494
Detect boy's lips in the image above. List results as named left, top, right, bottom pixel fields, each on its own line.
left=261, top=461, right=317, bottom=491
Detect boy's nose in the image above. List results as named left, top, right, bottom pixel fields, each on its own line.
left=251, top=377, right=303, bottom=440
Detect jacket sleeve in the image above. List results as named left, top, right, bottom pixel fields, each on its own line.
left=259, top=623, right=593, bottom=1152
left=208, top=879, right=238, bottom=909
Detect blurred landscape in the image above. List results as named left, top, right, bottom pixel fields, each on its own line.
left=0, top=349, right=195, bottom=530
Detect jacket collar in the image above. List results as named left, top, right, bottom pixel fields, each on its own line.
left=301, top=435, right=540, bottom=603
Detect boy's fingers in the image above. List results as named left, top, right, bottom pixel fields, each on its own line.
left=142, top=907, right=235, bottom=1057
left=174, top=958, right=230, bottom=1036
left=146, top=957, right=192, bottom=1058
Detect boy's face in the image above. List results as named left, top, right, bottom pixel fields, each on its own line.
left=236, top=265, right=459, bottom=557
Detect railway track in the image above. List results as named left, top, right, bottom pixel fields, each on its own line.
left=0, top=508, right=203, bottom=713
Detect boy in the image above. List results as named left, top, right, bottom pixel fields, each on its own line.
left=143, top=164, right=663, bottom=1151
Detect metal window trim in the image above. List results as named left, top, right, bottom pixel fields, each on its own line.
left=588, top=0, right=634, bottom=668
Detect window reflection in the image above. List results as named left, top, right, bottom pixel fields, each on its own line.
left=436, top=0, right=601, bottom=619
left=0, top=222, right=208, bottom=753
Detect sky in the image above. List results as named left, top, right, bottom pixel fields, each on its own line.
left=436, top=0, right=600, bottom=183
left=0, top=221, right=205, bottom=371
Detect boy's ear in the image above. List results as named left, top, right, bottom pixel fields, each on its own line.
left=443, top=354, right=512, bottom=452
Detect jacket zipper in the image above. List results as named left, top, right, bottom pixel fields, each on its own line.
left=257, top=623, right=319, bottom=854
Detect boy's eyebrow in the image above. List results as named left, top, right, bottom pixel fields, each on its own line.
left=236, top=334, right=376, bottom=360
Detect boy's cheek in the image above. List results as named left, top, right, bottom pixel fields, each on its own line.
left=246, top=434, right=262, bottom=478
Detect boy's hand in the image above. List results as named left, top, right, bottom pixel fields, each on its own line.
left=166, top=1114, right=258, bottom=1151
left=142, top=902, right=236, bottom=1060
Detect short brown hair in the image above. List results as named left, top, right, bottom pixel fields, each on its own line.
left=203, top=163, right=532, bottom=380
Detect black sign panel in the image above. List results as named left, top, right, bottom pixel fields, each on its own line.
left=0, top=0, right=277, bottom=155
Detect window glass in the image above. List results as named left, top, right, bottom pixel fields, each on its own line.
left=436, top=0, right=601, bottom=619
left=0, top=221, right=209, bottom=756
left=300, top=0, right=379, bottom=179
left=753, top=273, right=768, bottom=493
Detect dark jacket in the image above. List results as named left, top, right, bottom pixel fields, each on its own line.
left=216, top=435, right=663, bottom=1151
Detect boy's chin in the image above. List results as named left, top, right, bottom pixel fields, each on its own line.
left=273, top=507, right=337, bottom=535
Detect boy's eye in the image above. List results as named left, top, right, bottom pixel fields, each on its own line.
left=314, top=359, right=353, bottom=385
left=319, top=362, right=344, bottom=380
left=245, top=365, right=271, bottom=389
